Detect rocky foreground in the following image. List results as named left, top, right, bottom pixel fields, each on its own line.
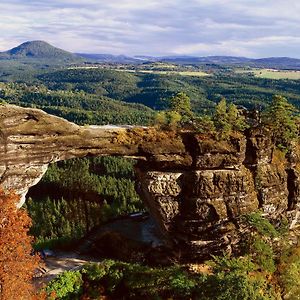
left=1, top=104, right=300, bottom=260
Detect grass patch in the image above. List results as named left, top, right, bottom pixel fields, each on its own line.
left=236, top=68, right=300, bottom=80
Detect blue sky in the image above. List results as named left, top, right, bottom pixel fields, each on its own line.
left=1, top=0, right=300, bottom=57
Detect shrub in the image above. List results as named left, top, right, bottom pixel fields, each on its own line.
left=244, top=212, right=278, bottom=238
left=45, top=270, right=83, bottom=299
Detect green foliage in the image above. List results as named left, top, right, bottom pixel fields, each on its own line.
left=213, top=98, right=248, bottom=139
left=0, top=82, right=154, bottom=126
left=3, top=63, right=300, bottom=113
left=82, top=261, right=115, bottom=281
left=194, top=114, right=216, bottom=133
left=263, top=95, right=298, bottom=148
left=169, top=92, right=193, bottom=117
left=46, top=270, right=83, bottom=299
left=213, top=98, right=232, bottom=137
left=155, top=92, right=193, bottom=128
left=210, top=255, right=257, bottom=274
left=36, top=68, right=300, bottom=115
left=251, top=237, right=276, bottom=273
left=155, top=110, right=182, bottom=128
left=26, top=157, right=144, bottom=248
left=82, top=260, right=199, bottom=298
left=244, top=212, right=278, bottom=238
left=201, top=255, right=277, bottom=300
left=201, top=272, right=274, bottom=300
left=278, top=246, right=300, bottom=299
left=47, top=258, right=278, bottom=299
left=241, top=213, right=278, bottom=273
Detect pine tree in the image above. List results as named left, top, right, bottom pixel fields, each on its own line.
left=263, top=95, right=298, bottom=148
left=169, top=92, right=192, bottom=117
left=212, top=98, right=248, bottom=139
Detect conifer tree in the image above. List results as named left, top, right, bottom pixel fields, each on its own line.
left=263, top=95, right=298, bottom=148
left=213, top=98, right=247, bottom=139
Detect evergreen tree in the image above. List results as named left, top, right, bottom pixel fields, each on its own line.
left=263, top=95, right=298, bottom=148
left=213, top=98, right=247, bottom=139
left=169, top=92, right=193, bottom=118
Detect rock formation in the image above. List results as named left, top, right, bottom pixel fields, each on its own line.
left=1, top=104, right=300, bottom=260
left=0, top=104, right=188, bottom=206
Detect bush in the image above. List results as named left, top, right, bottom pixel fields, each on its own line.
left=46, top=258, right=279, bottom=299
left=45, top=270, right=83, bottom=299
left=278, top=246, right=300, bottom=299
left=244, top=212, right=278, bottom=238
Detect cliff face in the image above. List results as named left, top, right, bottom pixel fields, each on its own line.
left=137, top=130, right=299, bottom=259
left=1, top=105, right=300, bottom=259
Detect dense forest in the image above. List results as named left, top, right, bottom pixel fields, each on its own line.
left=0, top=82, right=154, bottom=125
left=26, top=157, right=143, bottom=249
left=2, top=67, right=300, bottom=126
left=36, top=68, right=300, bottom=112
left=2, top=57, right=300, bottom=299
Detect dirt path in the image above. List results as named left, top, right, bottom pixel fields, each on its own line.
left=34, top=251, right=100, bottom=288
left=34, top=216, right=165, bottom=288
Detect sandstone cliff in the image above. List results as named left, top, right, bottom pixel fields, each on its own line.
left=1, top=104, right=299, bottom=259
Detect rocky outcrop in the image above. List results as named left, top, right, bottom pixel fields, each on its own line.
left=1, top=104, right=300, bottom=260
left=136, top=129, right=298, bottom=259
left=0, top=105, right=189, bottom=206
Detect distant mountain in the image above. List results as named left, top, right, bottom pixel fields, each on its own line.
left=2, top=41, right=300, bottom=70
left=77, top=53, right=141, bottom=64
left=0, top=41, right=83, bottom=63
left=133, top=55, right=300, bottom=69
left=251, top=57, right=300, bottom=69
left=158, top=55, right=252, bottom=65
left=158, top=55, right=300, bottom=69
left=78, top=53, right=254, bottom=65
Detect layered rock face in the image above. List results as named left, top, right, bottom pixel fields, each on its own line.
left=1, top=104, right=299, bottom=260
left=137, top=131, right=300, bottom=259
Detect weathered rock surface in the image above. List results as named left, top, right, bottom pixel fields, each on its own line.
left=0, top=105, right=189, bottom=205
left=1, top=104, right=300, bottom=260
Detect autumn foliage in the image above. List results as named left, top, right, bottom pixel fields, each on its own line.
left=0, top=188, right=40, bottom=300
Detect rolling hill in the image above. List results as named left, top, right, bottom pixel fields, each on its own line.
left=0, top=40, right=83, bottom=63
left=2, top=41, right=300, bottom=70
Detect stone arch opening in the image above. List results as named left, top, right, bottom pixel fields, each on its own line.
left=26, top=156, right=148, bottom=247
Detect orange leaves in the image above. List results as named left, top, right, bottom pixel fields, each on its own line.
left=0, top=188, right=41, bottom=300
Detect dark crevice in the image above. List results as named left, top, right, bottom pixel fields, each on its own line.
left=181, top=132, right=199, bottom=169
left=251, top=168, right=264, bottom=209
left=242, top=130, right=263, bottom=208
left=224, top=200, right=234, bottom=221
left=286, top=168, right=297, bottom=210
left=25, top=113, right=39, bottom=122
left=243, top=129, right=257, bottom=167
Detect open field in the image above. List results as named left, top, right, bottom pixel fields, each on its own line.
left=236, top=68, right=300, bottom=80
left=67, top=66, right=210, bottom=77
left=136, top=70, right=210, bottom=76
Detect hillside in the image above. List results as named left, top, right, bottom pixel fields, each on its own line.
left=0, top=40, right=83, bottom=64
left=2, top=41, right=300, bottom=69
left=37, top=68, right=300, bottom=113
left=79, top=52, right=300, bottom=69
left=77, top=53, right=141, bottom=64
left=0, top=82, right=154, bottom=125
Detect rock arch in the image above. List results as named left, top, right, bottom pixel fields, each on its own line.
left=1, top=104, right=300, bottom=260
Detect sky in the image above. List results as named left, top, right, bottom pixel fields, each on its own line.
left=1, top=0, right=300, bottom=57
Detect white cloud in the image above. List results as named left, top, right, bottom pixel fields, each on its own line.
left=0, top=0, right=300, bottom=57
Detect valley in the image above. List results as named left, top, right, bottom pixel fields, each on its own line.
left=2, top=40, right=300, bottom=299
